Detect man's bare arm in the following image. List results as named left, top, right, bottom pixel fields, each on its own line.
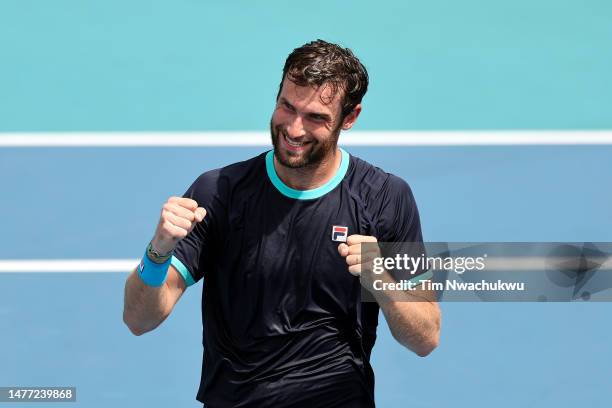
left=338, top=235, right=441, bottom=357
left=123, top=197, right=206, bottom=336
left=123, top=265, right=186, bottom=336
left=374, top=282, right=440, bottom=357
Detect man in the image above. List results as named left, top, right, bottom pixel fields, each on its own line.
left=123, top=39, right=441, bottom=407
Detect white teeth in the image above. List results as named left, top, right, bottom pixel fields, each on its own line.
left=285, top=135, right=305, bottom=147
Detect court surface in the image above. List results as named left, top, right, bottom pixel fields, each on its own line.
left=1, top=145, right=611, bottom=408
left=1, top=0, right=612, bottom=406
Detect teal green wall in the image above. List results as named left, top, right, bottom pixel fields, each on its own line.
left=1, top=1, right=610, bottom=130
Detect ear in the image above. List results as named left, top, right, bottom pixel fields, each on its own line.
left=341, top=104, right=362, bottom=130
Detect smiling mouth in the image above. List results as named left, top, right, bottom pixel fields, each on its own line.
left=283, top=133, right=311, bottom=148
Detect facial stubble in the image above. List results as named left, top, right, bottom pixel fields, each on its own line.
left=270, top=120, right=341, bottom=169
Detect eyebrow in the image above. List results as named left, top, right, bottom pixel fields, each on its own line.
left=279, top=97, right=333, bottom=122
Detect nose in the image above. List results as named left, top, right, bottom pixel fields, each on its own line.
left=286, top=114, right=306, bottom=139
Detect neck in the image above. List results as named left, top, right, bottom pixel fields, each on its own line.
left=274, top=148, right=342, bottom=190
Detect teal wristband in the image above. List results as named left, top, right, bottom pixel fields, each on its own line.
left=138, top=248, right=171, bottom=287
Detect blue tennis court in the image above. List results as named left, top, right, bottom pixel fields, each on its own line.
left=2, top=1, right=612, bottom=407
left=2, top=146, right=611, bottom=407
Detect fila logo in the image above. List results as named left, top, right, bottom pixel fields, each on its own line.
left=331, top=226, right=348, bottom=242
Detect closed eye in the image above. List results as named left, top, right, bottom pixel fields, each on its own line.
left=282, top=101, right=296, bottom=112
left=308, top=114, right=327, bottom=122
left=278, top=98, right=331, bottom=123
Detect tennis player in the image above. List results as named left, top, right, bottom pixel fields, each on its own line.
left=123, top=39, right=440, bottom=407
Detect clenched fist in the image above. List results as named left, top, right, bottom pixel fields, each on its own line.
left=151, top=197, right=206, bottom=255
left=338, top=235, right=381, bottom=286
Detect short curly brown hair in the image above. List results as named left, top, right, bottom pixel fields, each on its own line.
left=277, top=39, right=369, bottom=119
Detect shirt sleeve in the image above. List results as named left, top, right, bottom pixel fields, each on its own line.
left=171, top=170, right=223, bottom=287
left=374, top=174, right=432, bottom=283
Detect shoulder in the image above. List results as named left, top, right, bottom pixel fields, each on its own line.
left=345, top=153, right=422, bottom=241
left=185, top=152, right=267, bottom=203
left=190, top=152, right=266, bottom=189
left=345, top=153, right=414, bottom=205
left=192, top=152, right=265, bottom=185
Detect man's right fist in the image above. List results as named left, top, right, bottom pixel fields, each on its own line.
left=151, top=197, right=206, bottom=255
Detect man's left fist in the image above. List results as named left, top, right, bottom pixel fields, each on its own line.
left=337, top=235, right=381, bottom=277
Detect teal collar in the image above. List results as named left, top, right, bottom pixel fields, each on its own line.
left=265, top=148, right=349, bottom=200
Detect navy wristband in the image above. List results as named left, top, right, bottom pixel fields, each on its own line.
left=138, top=248, right=171, bottom=287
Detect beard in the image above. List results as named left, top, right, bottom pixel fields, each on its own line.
left=270, top=119, right=341, bottom=169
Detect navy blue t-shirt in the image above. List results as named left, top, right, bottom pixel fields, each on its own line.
left=171, top=148, right=427, bottom=408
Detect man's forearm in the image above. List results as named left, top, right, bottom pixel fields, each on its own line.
left=338, top=235, right=441, bottom=356
left=370, top=271, right=441, bottom=357
left=123, top=197, right=203, bottom=336
left=123, top=269, right=172, bottom=336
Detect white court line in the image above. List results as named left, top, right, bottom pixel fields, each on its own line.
left=1, top=130, right=612, bottom=146
left=1, top=131, right=611, bottom=272
left=2, top=258, right=611, bottom=273
left=0, top=260, right=138, bottom=273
